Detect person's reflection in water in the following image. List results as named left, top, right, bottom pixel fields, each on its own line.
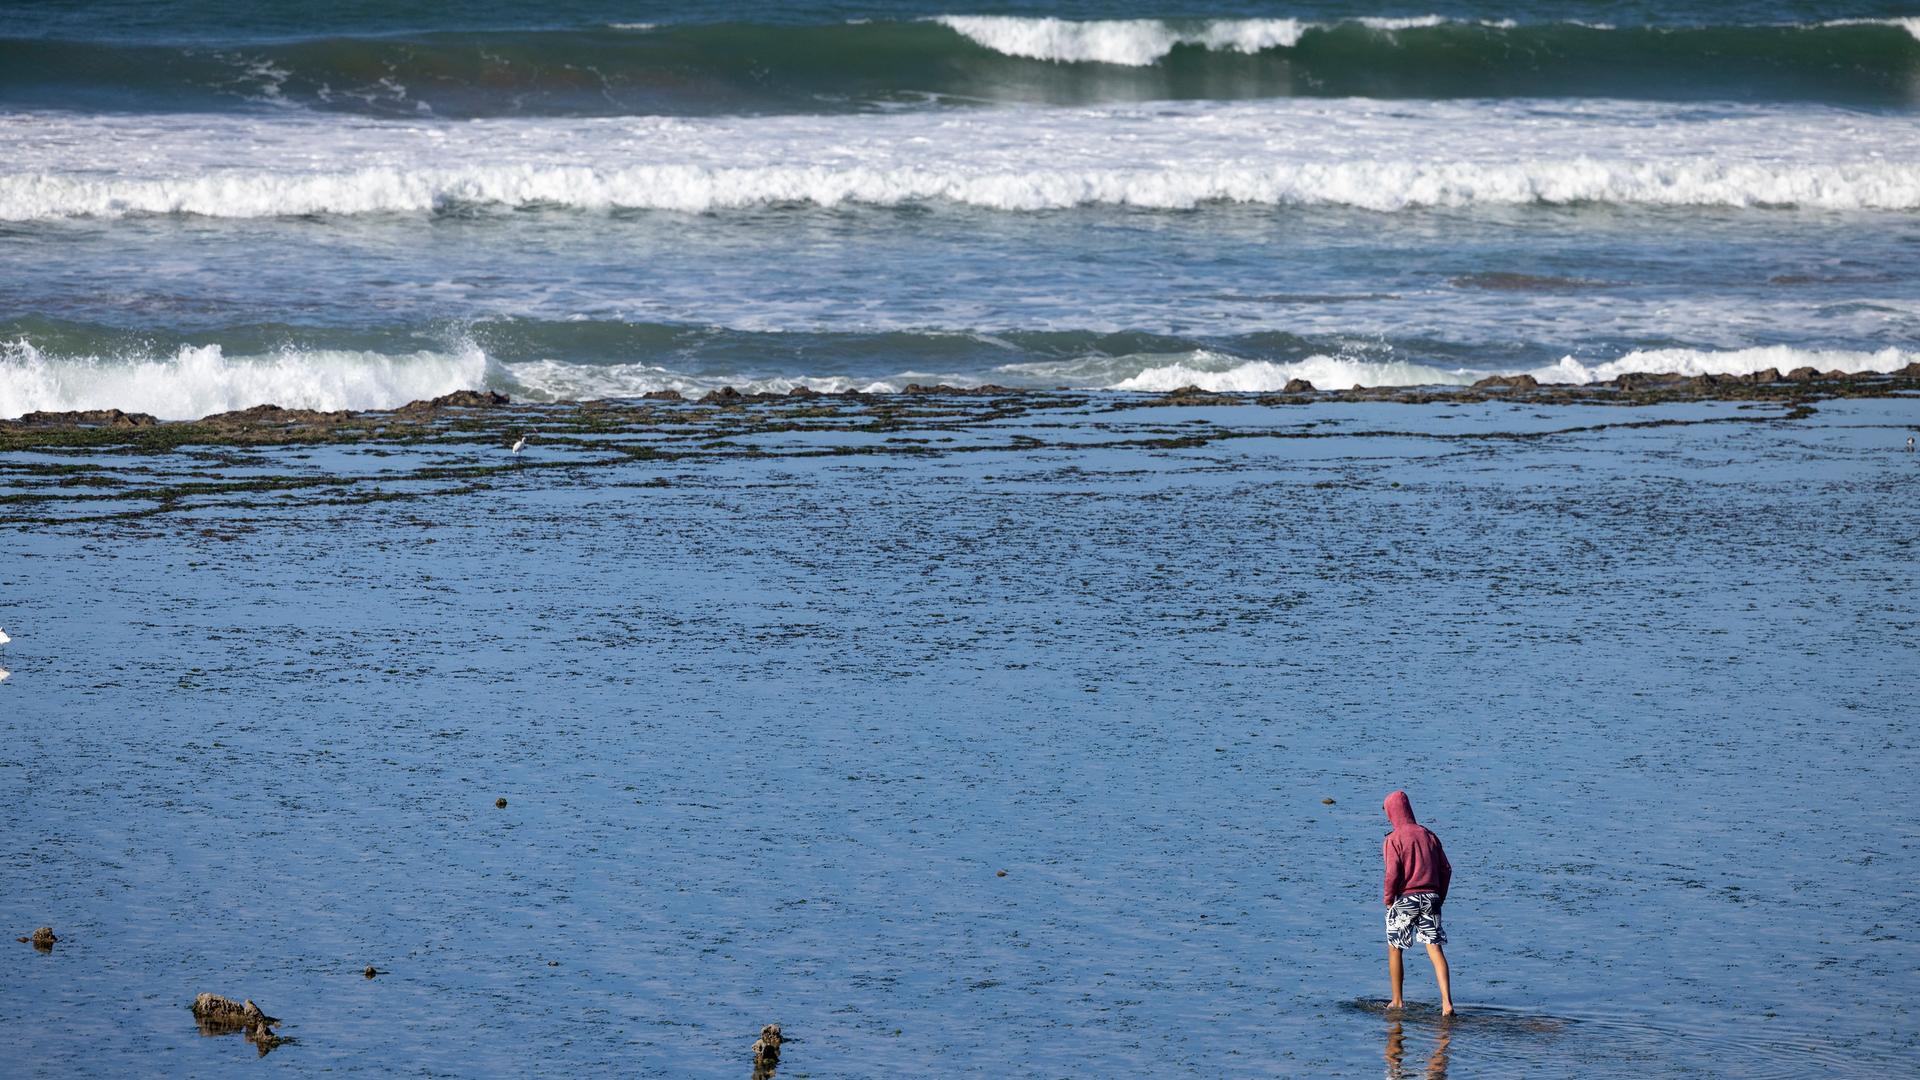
left=1385, top=1019, right=1450, bottom=1080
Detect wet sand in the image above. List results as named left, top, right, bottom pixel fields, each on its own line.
left=2, top=388, right=1916, bottom=1076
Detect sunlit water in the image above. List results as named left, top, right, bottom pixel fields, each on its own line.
left=2, top=397, right=1915, bottom=1076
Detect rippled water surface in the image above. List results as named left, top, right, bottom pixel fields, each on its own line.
left=2, top=397, right=1917, bottom=1076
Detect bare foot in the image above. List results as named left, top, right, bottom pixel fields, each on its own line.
left=1387, top=999, right=1405, bottom=1011
left=1440, top=1005, right=1456, bottom=1018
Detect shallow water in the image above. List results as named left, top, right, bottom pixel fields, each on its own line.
left=1, top=396, right=1915, bottom=1076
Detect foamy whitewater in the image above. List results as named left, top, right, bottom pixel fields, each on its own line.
left=8, top=339, right=1916, bottom=420
left=930, top=15, right=1538, bottom=66
left=931, top=15, right=1920, bottom=67
left=5, top=101, right=1918, bottom=218
left=0, top=341, right=494, bottom=420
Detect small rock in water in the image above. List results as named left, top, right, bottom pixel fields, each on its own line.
left=1322, top=797, right=1336, bottom=805
left=495, top=797, right=508, bottom=809
left=363, top=966, right=378, bottom=979
left=191, top=992, right=285, bottom=1052
left=996, top=869, right=1008, bottom=877
left=191, top=993, right=278, bottom=1026
left=752, top=1023, right=783, bottom=1076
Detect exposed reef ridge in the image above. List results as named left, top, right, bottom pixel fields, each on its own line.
left=2, top=369, right=1913, bottom=530
left=4, top=365, right=1914, bottom=446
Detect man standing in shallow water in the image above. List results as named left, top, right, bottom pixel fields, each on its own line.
left=1383, top=790, right=1455, bottom=1016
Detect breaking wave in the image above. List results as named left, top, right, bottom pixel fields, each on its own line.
left=8, top=98, right=1912, bottom=221
left=6, top=331, right=1913, bottom=421
left=2, top=16, right=1918, bottom=115
left=10, top=159, right=1920, bottom=219
left=930, top=16, right=1312, bottom=65
left=0, top=340, right=493, bottom=420
left=1533, top=345, right=1919, bottom=385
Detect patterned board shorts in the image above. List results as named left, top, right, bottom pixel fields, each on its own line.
left=1385, top=891, right=1446, bottom=949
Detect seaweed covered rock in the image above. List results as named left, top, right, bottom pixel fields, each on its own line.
left=1160, top=385, right=1219, bottom=403
left=197, top=404, right=355, bottom=427
left=1282, top=379, right=1316, bottom=393
left=8, top=409, right=158, bottom=428
left=752, top=1023, right=783, bottom=1078
left=191, top=993, right=279, bottom=1031
left=386, top=390, right=510, bottom=418
left=191, top=994, right=291, bottom=1053
left=425, top=389, right=510, bottom=409
left=1471, top=374, right=1539, bottom=390
left=1613, top=372, right=1684, bottom=391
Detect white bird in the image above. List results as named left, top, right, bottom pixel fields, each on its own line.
left=0, top=669, right=9, bottom=682
left=511, top=433, right=529, bottom=455
left=1908, top=435, right=1915, bottom=452
left=0, top=627, right=10, bottom=646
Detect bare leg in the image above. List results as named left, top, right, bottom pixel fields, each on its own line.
left=1387, top=946, right=1405, bottom=1009
left=1426, top=942, right=1454, bottom=1016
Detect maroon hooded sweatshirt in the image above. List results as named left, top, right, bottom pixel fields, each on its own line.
left=1382, top=791, right=1451, bottom=906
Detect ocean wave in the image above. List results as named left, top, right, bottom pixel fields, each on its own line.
left=931, top=15, right=1538, bottom=66
left=0, top=339, right=492, bottom=420
left=6, top=336, right=1915, bottom=420
left=931, top=16, right=1308, bottom=66
left=1821, top=17, right=1920, bottom=42
left=9, top=100, right=1911, bottom=220
left=996, top=351, right=1474, bottom=391
left=10, top=159, right=1918, bottom=219
left=501, top=358, right=919, bottom=400
left=932, top=14, right=1920, bottom=68
left=1109, top=355, right=1470, bottom=392
left=2, top=16, right=1918, bottom=116
left=1532, top=346, right=1919, bottom=385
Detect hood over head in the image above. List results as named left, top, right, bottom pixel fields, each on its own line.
left=1384, top=790, right=1418, bottom=829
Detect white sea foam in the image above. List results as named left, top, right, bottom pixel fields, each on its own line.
left=5, top=340, right=1912, bottom=419
left=929, top=14, right=1557, bottom=64
left=8, top=158, right=1915, bottom=217
left=1008, top=346, right=1918, bottom=392
left=931, top=16, right=1307, bottom=65
left=1820, top=17, right=1920, bottom=42
left=1354, top=16, right=1449, bottom=32
left=1103, top=354, right=1473, bottom=392
left=0, top=340, right=492, bottom=420
left=501, top=359, right=923, bottom=399
left=1530, top=346, right=1918, bottom=385
left=4, top=99, right=1915, bottom=218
